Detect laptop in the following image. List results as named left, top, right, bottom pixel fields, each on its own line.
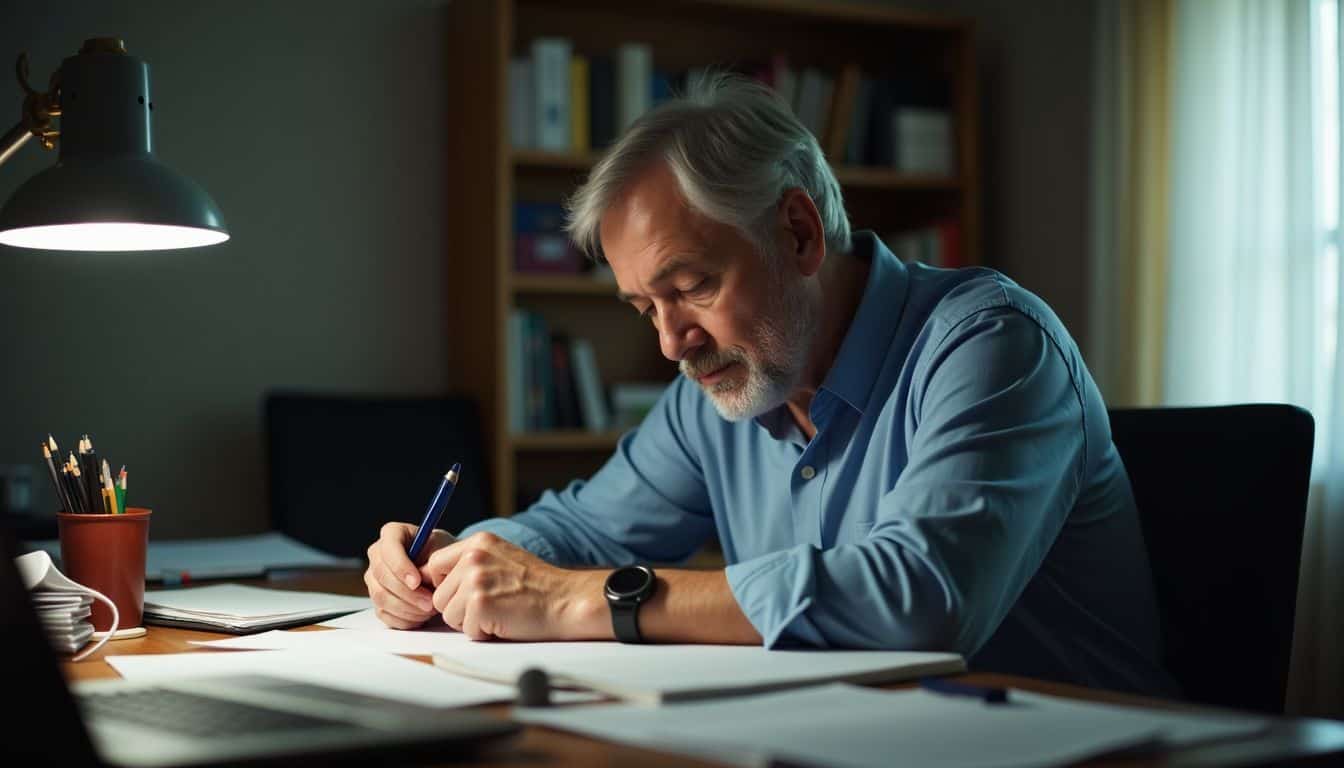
left=1, top=524, right=519, bottom=766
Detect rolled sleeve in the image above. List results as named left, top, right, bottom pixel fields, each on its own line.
left=458, top=379, right=716, bottom=567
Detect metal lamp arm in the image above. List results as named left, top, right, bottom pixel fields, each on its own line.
left=0, top=52, right=60, bottom=169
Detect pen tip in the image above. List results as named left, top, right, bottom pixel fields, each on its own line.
left=450, top=462, right=462, bottom=474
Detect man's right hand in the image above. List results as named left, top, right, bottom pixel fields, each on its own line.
left=365, top=522, right=455, bottom=629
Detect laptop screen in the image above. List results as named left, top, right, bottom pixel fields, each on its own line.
left=0, top=523, right=100, bottom=763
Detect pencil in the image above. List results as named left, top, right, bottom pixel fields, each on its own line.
left=101, top=460, right=119, bottom=515
left=69, top=453, right=92, bottom=514
left=80, top=437, right=101, bottom=516
left=116, top=465, right=127, bottom=514
left=41, top=442, right=72, bottom=514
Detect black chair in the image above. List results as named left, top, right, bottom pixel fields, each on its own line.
left=264, top=393, right=491, bottom=559
left=1108, top=404, right=1314, bottom=713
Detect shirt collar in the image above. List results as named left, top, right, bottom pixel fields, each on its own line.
left=752, top=231, right=909, bottom=438
left=819, top=231, right=908, bottom=413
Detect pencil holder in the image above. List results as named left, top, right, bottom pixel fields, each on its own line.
left=56, top=507, right=152, bottom=632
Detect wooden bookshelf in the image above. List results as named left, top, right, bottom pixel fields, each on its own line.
left=445, top=0, right=980, bottom=519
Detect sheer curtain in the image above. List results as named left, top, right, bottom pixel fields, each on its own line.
left=1163, top=0, right=1343, bottom=716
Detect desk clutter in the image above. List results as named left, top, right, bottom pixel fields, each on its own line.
left=15, top=549, right=118, bottom=661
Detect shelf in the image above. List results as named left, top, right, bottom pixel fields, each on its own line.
left=512, top=273, right=619, bottom=296
left=514, top=150, right=959, bottom=191
left=513, top=430, right=624, bottom=451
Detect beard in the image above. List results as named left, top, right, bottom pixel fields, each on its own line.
left=679, top=260, right=817, bottom=421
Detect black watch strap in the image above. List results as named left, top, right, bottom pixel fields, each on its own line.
left=610, top=600, right=642, bottom=644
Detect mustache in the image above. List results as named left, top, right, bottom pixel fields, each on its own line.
left=680, top=348, right=746, bottom=378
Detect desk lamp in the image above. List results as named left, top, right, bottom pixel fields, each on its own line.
left=0, top=37, right=228, bottom=250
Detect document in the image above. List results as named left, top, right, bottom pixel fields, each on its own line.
left=435, top=642, right=964, bottom=704
left=193, top=624, right=472, bottom=656
left=106, top=647, right=519, bottom=708
left=264, top=609, right=967, bottom=705
left=517, top=683, right=1269, bottom=768
left=143, top=584, right=371, bottom=633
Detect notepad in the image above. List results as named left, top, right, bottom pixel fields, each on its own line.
left=433, top=641, right=965, bottom=705
left=142, top=584, right=371, bottom=634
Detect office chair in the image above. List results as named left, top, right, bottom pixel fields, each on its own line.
left=264, top=393, right=491, bottom=559
left=1108, top=404, right=1314, bottom=714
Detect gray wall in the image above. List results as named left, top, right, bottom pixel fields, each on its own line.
left=0, top=1, right=452, bottom=538
left=0, top=0, right=1095, bottom=539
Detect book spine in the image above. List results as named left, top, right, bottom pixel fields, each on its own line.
left=531, top=38, right=572, bottom=151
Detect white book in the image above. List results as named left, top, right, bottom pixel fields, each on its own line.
left=508, top=56, right=532, bottom=149
left=530, top=38, right=571, bottom=150
left=616, top=42, right=652, bottom=132
left=569, top=337, right=610, bottom=432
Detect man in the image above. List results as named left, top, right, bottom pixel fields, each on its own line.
left=366, top=74, right=1173, bottom=695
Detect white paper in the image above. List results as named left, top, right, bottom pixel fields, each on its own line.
left=318, top=607, right=392, bottom=631
left=517, top=684, right=1268, bottom=768
left=192, top=625, right=472, bottom=656
left=144, top=584, right=370, bottom=619
left=105, top=648, right=518, bottom=708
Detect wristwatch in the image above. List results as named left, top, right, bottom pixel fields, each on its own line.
left=604, top=565, right=657, bottom=643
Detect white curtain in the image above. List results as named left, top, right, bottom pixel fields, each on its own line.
left=1165, top=0, right=1343, bottom=716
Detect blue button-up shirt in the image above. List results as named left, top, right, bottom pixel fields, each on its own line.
left=463, top=232, right=1174, bottom=695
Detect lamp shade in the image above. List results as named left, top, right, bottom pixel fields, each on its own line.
left=0, top=40, right=228, bottom=251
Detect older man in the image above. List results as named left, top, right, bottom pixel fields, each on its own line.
left=365, top=74, right=1173, bottom=695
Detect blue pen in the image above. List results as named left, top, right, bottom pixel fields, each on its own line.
left=919, top=677, right=1010, bottom=704
left=407, top=463, right=461, bottom=561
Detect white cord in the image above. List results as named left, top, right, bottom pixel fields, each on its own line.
left=72, top=586, right=120, bottom=662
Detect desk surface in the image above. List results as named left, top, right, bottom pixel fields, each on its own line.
left=62, top=571, right=1344, bottom=768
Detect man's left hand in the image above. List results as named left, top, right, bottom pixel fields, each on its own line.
left=423, top=531, right=607, bottom=641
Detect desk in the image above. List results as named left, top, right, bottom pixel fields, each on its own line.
left=62, top=570, right=1344, bottom=768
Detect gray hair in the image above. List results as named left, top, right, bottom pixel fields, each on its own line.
left=564, top=72, right=851, bottom=261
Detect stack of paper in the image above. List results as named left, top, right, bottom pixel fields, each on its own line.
left=143, top=584, right=371, bottom=634
left=31, top=591, right=94, bottom=653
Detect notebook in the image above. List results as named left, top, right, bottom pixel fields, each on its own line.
left=0, top=524, right=518, bottom=767
left=142, top=583, right=371, bottom=633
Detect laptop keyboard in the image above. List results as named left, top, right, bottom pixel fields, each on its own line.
left=79, top=688, right=345, bottom=738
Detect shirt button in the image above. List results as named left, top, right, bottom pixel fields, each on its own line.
left=800, top=465, right=816, bottom=480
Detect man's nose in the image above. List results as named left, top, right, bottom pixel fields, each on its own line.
left=658, top=305, right=706, bottom=362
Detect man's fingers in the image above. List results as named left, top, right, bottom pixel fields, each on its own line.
left=377, top=522, right=422, bottom=588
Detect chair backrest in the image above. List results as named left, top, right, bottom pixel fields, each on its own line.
left=1107, top=404, right=1313, bottom=713
left=265, top=393, right=491, bottom=558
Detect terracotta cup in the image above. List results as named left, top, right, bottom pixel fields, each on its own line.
left=56, top=507, right=151, bottom=631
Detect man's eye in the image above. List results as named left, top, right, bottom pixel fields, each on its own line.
left=682, top=278, right=711, bottom=296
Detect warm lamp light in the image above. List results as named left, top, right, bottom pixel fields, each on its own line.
left=0, top=37, right=228, bottom=251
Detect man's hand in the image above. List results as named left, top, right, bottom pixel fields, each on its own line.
left=365, top=522, right=456, bottom=629
left=424, top=531, right=607, bottom=641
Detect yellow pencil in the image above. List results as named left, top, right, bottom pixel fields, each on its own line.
left=101, top=460, right=120, bottom=514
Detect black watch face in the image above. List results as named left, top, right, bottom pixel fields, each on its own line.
left=607, top=566, right=653, bottom=598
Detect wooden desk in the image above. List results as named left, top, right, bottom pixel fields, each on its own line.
left=63, top=571, right=1344, bottom=767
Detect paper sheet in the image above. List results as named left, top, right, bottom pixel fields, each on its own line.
left=144, top=584, right=370, bottom=619
left=105, top=647, right=518, bottom=708
left=517, top=683, right=1268, bottom=768
left=192, top=625, right=472, bottom=656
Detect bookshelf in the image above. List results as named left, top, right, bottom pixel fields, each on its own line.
left=445, top=0, right=980, bottom=519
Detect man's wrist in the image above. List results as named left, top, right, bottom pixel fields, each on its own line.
left=558, top=569, right=613, bottom=640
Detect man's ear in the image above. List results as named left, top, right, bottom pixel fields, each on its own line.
left=777, top=188, right=826, bottom=276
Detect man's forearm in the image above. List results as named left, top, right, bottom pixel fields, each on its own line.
left=570, top=568, right=762, bottom=644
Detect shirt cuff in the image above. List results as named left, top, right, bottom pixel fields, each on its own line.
left=725, top=544, right=825, bottom=648
left=456, top=518, right=562, bottom=564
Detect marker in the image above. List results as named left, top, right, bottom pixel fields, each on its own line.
left=407, top=463, right=461, bottom=562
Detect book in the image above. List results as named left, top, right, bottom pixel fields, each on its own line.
left=432, top=643, right=965, bottom=705
left=570, top=337, right=611, bottom=432
left=142, top=583, right=370, bottom=634
left=531, top=37, right=572, bottom=151
left=616, top=43, right=652, bottom=132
